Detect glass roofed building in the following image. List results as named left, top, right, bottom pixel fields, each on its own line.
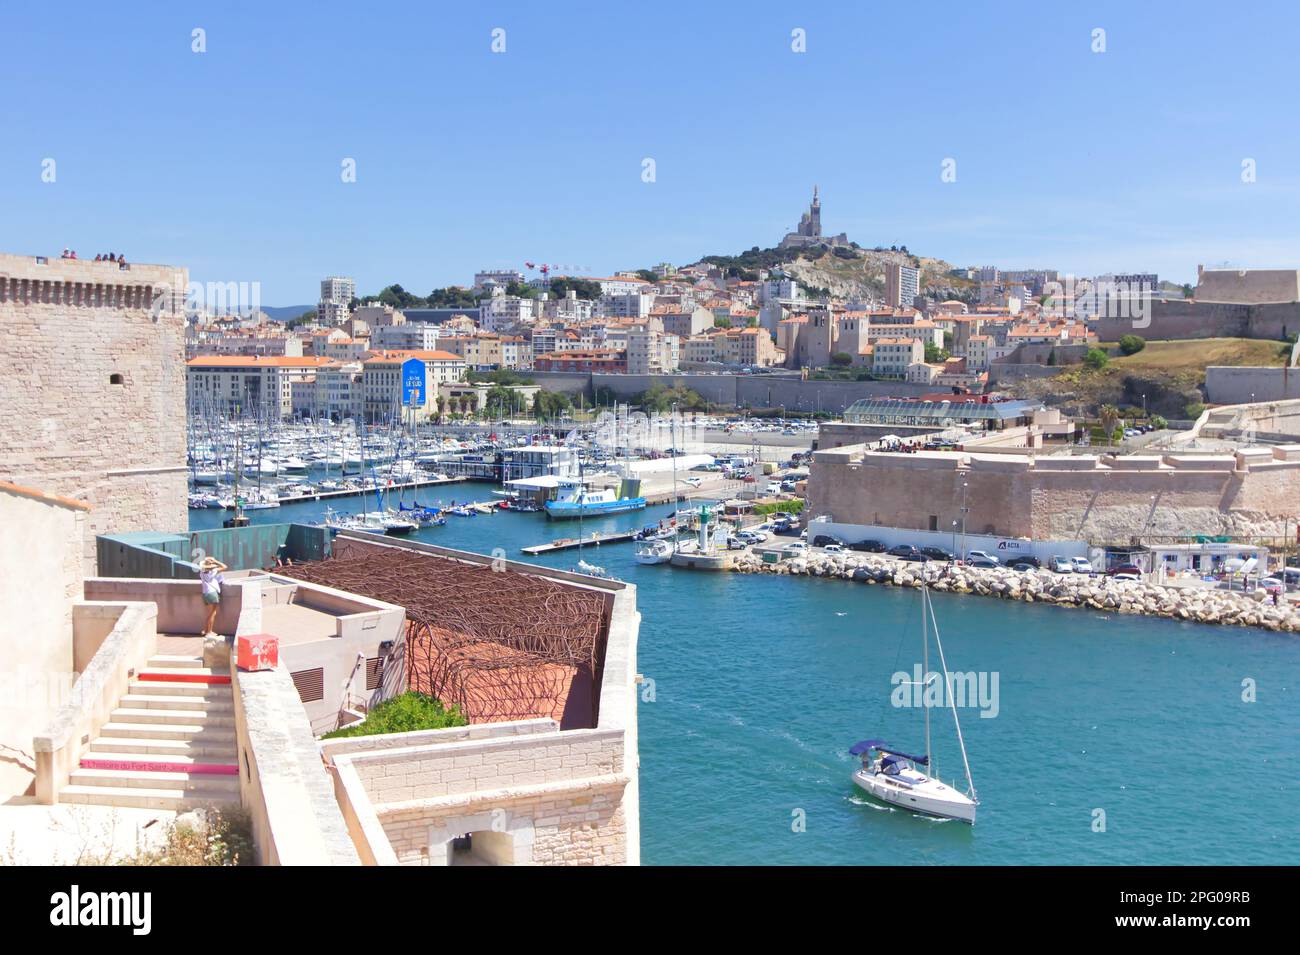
left=842, top=395, right=1040, bottom=431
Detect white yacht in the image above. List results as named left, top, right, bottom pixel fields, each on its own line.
left=634, top=538, right=673, bottom=565
left=850, top=584, right=979, bottom=824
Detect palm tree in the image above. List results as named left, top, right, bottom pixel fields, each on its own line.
left=1099, top=404, right=1120, bottom=445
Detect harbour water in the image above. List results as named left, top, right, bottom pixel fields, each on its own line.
left=190, top=490, right=1299, bottom=865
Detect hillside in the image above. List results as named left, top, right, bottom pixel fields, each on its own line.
left=693, top=244, right=973, bottom=302
left=1013, top=337, right=1290, bottom=419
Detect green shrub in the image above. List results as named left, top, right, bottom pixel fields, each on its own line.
left=1118, top=334, right=1146, bottom=355
left=754, top=499, right=805, bottom=515
left=1185, top=402, right=1206, bottom=419
left=1150, top=414, right=1168, bottom=429
left=321, top=692, right=467, bottom=739
left=1083, top=347, right=1110, bottom=370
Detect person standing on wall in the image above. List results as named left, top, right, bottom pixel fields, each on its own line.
left=198, top=556, right=229, bottom=638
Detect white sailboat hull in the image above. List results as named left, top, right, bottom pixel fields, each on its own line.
left=634, top=540, right=674, bottom=565
left=852, top=768, right=977, bottom=824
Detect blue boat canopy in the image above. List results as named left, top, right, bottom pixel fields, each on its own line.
left=849, top=739, right=929, bottom=766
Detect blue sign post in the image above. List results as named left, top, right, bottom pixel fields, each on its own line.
left=401, top=358, right=426, bottom=407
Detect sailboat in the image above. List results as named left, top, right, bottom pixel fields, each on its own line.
left=850, top=584, right=979, bottom=824
left=636, top=406, right=680, bottom=566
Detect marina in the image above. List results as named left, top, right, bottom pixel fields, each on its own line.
left=186, top=491, right=1300, bottom=864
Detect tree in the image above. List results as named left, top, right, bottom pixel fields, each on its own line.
left=1150, top=414, right=1168, bottom=429
left=1083, top=347, right=1110, bottom=370
left=505, top=281, right=538, bottom=299
left=1118, top=334, right=1146, bottom=356
left=287, top=310, right=317, bottom=327
left=533, top=390, right=573, bottom=418
left=426, top=286, right=480, bottom=308
left=830, top=352, right=854, bottom=367
left=1099, top=404, right=1120, bottom=444
left=924, top=343, right=950, bottom=364
left=636, top=383, right=708, bottom=413
left=547, top=277, right=602, bottom=300
left=714, top=316, right=732, bottom=329
left=483, top=384, right=516, bottom=418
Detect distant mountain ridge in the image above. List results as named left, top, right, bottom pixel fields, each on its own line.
left=259, top=305, right=315, bottom=322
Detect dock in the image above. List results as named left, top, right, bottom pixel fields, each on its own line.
left=521, top=531, right=639, bottom=555
left=229, top=475, right=469, bottom=507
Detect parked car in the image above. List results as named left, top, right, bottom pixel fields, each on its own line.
left=1049, top=556, right=1073, bottom=573
left=1112, top=571, right=1141, bottom=582
left=1006, top=555, right=1040, bottom=569
left=783, top=542, right=808, bottom=555
left=1107, top=564, right=1143, bottom=577
left=780, top=481, right=797, bottom=492
left=849, top=539, right=887, bottom=553
left=683, top=476, right=703, bottom=487
left=726, top=536, right=748, bottom=550
left=812, top=534, right=845, bottom=548
left=1071, top=556, right=1095, bottom=575
left=772, top=524, right=800, bottom=536
left=822, top=543, right=846, bottom=555
left=1009, top=561, right=1040, bottom=573
left=920, top=545, right=955, bottom=562
left=966, top=556, right=999, bottom=568
left=887, top=544, right=928, bottom=562
left=965, top=550, right=1000, bottom=565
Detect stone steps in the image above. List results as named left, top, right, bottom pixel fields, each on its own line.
left=65, top=653, right=243, bottom=812
left=59, top=784, right=239, bottom=811
left=110, top=707, right=234, bottom=727
left=118, top=693, right=233, bottom=712
left=87, top=736, right=237, bottom=759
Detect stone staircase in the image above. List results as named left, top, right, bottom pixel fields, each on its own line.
left=59, top=653, right=242, bottom=811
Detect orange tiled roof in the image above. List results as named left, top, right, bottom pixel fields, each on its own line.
left=187, top=355, right=335, bottom=367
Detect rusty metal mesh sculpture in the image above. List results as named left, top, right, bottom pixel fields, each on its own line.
left=283, top=538, right=610, bottom=726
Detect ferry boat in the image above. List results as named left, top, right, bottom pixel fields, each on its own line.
left=545, top=482, right=646, bottom=520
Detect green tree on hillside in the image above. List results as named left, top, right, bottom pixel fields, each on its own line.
left=1084, top=347, right=1110, bottom=370
left=1118, top=335, right=1146, bottom=356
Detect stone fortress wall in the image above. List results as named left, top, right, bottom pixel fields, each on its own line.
left=0, top=253, right=190, bottom=569
left=808, top=443, right=1300, bottom=544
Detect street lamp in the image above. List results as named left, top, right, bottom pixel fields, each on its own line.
left=959, top=478, right=970, bottom=559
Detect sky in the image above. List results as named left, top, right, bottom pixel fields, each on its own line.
left=5, top=0, right=1300, bottom=305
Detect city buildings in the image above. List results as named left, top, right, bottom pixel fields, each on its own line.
left=319, top=275, right=356, bottom=325
left=187, top=355, right=337, bottom=418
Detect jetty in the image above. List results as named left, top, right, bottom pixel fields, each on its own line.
left=236, top=475, right=470, bottom=507
left=521, top=531, right=639, bottom=555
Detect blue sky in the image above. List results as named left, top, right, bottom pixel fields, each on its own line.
left=5, top=0, right=1300, bottom=304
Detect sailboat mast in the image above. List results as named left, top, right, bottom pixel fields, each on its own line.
left=922, top=584, right=932, bottom=779
left=927, top=587, right=977, bottom=801
left=670, top=404, right=680, bottom=551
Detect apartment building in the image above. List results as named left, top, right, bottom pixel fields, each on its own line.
left=370, top=321, right=441, bottom=351
left=533, top=349, right=627, bottom=373
left=319, top=275, right=355, bottom=325
left=362, top=350, right=467, bottom=421
left=187, top=355, right=337, bottom=417
left=884, top=263, right=921, bottom=309
left=871, top=338, right=925, bottom=378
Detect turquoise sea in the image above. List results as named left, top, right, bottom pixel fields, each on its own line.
left=191, top=487, right=1299, bottom=865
